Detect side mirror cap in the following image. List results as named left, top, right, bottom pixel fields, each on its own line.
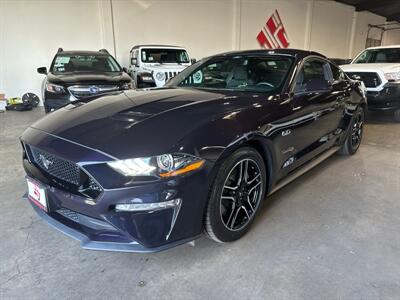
left=37, top=67, right=47, bottom=75
left=351, top=74, right=361, bottom=81
left=190, top=58, right=197, bottom=64
left=122, top=67, right=128, bottom=73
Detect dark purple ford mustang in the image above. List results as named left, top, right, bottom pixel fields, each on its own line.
left=21, top=49, right=366, bottom=252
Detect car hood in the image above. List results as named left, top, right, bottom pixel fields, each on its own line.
left=29, top=88, right=272, bottom=159
left=340, top=63, right=400, bottom=73
left=46, top=72, right=132, bottom=85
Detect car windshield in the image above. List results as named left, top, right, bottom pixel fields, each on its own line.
left=141, top=48, right=189, bottom=63
left=52, top=54, right=121, bottom=73
left=167, top=55, right=293, bottom=92
left=353, top=48, right=400, bottom=63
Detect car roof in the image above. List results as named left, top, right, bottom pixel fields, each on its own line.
left=210, top=48, right=326, bottom=59
left=56, top=50, right=110, bottom=56
left=131, top=45, right=186, bottom=50
left=365, top=45, right=400, bottom=50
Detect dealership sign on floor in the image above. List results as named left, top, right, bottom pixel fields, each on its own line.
left=257, top=10, right=289, bottom=49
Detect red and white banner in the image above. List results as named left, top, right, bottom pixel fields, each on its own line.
left=257, top=10, right=289, bottom=49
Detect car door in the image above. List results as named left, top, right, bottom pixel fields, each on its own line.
left=277, top=57, right=346, bottom=177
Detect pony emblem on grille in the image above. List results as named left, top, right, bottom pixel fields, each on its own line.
left=39, top=154, right=53, bottom=170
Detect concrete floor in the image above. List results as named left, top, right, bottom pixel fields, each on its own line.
left=0, top=108, right=399, bottom=300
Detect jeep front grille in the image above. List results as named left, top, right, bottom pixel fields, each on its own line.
left=345, top=72, right=381, bottom=88
left=164, top=71, right=179, bottom=81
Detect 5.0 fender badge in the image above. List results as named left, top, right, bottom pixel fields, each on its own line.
left=282, top=129, right=291, bottom=136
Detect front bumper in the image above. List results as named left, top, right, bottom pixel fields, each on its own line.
left=21, top=127, right=213, bottom=252
left=26, top=198, right=198, bottom=252
left=366, top=83, right=400, bottom=111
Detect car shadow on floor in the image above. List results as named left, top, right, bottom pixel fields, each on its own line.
left=365, top=110, right=398, bottom=124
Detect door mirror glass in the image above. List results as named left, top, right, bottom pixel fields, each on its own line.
left=190, top=58, right=197, bottom=64
left=305, top=78, right=331, bottom=92
left=131, top=58, right=137, bottom=66
left=37, top=67, right=47, bottom=74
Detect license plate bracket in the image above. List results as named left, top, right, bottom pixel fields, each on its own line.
left=27, top=178, right=48, bottom=212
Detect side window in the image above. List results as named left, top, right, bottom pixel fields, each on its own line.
left=294, top=59, right=331, bottom=93
left=330, top=63, right=344, bottom=81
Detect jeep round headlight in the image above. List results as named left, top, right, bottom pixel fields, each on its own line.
left=155, top=72, right=165, bottom=81
left=107, top=153, right=204, bottom=177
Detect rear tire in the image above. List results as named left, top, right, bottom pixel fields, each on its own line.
left=338, top=106, right=364, bottom=155
left=204, top=147, right=267, bottom=243
left=394, top=109, right=400, bottom=123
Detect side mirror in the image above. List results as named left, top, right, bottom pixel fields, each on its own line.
left=305, top=78, right=331, bottom=92
left=37, top=67, right=47, bottom=75
left=190, top=58, right=197, bottom=64
left=351, top=74, right=361, bottom=81
left=122, top=67, right=128, bottom=73
left=131, top=58, right=137, bottom=66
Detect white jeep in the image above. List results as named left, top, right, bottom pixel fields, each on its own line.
left=129, top=45, right=192, bottom=88
left=340, top=45, right=400, bottom=122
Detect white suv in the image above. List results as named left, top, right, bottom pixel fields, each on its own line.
left=128, top=45, right=192, bottom=88
left=340, top=45, right=400, bottom=122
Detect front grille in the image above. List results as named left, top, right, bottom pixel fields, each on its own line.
left=68, top=85, right=119, bottom=99
left=29, top=146, right=102, bottom=198
left=164, top=71, right=179, bottom=81
left=31, top=147, right=80, bottom=185
left=345, top=72, right=381, bottom=88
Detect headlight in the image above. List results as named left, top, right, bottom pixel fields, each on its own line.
left=107, top=153, right=205, bottom=177
left=138, top=74, right=154, bottom=82
left=384, top=71, right=400, bottom=82
left=155, top=72, right=165, bottom=81
left=45, top=83, right=65, bottom=93
left=120, top=82, right=134, bottom=90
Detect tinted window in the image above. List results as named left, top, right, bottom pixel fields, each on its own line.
left=141, top=48, right=189, bottom=63
left=169, top=56, right=293, bottom=92
left=52, top=54, right=121, bottom=73
left=294, top=59, right=331, bottom=92
left=353, top=48, right=400, bottom=63
left=330, top=64, right=343, bottom=81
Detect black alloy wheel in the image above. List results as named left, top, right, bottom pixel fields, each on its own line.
left=205, top=147, right=266, bottom=243
left=339, top=107, right=364, bottom=155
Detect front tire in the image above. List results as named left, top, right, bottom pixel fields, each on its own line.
left=204, top=147, right=267, bottom=243
left=339, top=106, right=364, bottom=155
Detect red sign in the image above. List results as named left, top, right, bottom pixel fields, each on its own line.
left=257, top=10, right=289, bottom=49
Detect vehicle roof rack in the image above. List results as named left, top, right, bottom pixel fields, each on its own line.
left=99, top=49, right=109, bottom=54
left=57, top=48, right=63, bottom=53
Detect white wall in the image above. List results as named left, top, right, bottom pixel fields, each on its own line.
left=0, top=0, right=104, bottom=103
left=1, top=0, right=400, bottom=103
left=383, top=29, right=400, bottom=45
left=111, top=0, right=235, bottom=67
